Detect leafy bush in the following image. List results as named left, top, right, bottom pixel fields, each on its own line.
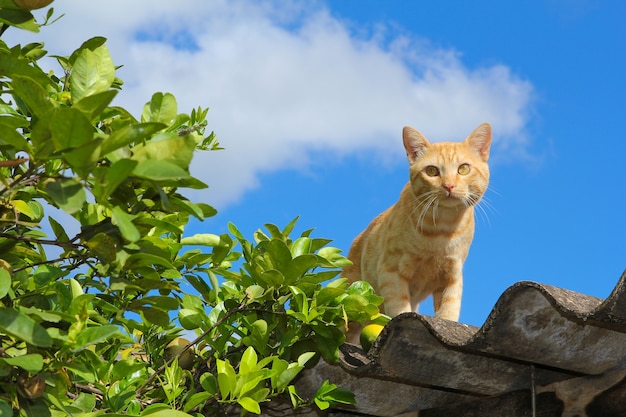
left=0, top=3, right=384, bottom=416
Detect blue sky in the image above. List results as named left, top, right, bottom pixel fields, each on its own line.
left=12, top=1, right=626, bottom=326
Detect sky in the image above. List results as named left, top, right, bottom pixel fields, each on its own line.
left=7, top=0, right=626, bottom=327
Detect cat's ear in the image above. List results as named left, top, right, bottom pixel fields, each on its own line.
left=465, top=122, right=492, bottom=162
left=403, top=126, right=430, bottom=164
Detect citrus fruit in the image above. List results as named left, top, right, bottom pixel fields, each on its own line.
left=165, top=338, right=195, bottom=370
left=360, top=324, right=384, bottom=351
left=13, top=0, right=54, bottom=9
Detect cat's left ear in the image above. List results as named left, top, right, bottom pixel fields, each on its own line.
left=465, top=122, right=492, bottom=162
left=403, top=126, right=430, bottom=164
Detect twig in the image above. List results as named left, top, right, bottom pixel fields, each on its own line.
left=0, top=166, right=38, bottom=198
left=74, top=383, right=104, bottom=397
left=0, top=158, right=29, bottom=167
left=0, top=232, right=82, bottom=249
left=13, top=256, right=88, bottom=273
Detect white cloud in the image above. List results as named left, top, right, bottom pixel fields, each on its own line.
left=8, top=0, right=533, bottom=208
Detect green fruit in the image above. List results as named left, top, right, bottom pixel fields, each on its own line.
left=360, top=324, right=384, bottom=351
left=13, top=0, right=54, bottom=9
left=165, top=338, right=195, bottom=370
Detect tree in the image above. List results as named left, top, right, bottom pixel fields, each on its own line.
left=0, top=2, right=385, bottom=416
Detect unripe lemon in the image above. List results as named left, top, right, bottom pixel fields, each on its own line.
left=13, top=0, right=54, bottom=9
left=360, top=324, right=384, bottom=351
left=165, top=338, right=195, bottom=370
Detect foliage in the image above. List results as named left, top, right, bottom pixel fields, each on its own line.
left=0, top=3, right=385, bottom=416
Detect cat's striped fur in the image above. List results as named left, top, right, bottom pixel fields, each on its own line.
left=343, top=123, right=492, bottom=321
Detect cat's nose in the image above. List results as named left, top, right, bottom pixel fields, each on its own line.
left=443, top=183, right=455, bottom=192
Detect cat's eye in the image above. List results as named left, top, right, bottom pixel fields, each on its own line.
left=425, top=166, right=440, bottom=177
left=458, top=163, right=471, bottom=175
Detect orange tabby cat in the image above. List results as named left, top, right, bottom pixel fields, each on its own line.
left=343, top=123, right=491, bottom=321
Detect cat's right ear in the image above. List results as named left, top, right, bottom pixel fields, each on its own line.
left=403, top=126, right=430, bottom=164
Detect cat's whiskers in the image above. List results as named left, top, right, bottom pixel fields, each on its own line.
left=431, top=197, right=440, bottom=227
left=475, top=194, right=498, bottom=228
left=411, top=190, right=439, bottom=232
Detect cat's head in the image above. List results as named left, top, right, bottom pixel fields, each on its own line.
left=402, top=123, right=491, bottom=211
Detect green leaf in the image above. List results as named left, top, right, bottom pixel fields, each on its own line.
left=182, top=392, right=213, bottom=413
left=217, top=358, right=236, bottom=400
left=238, top=397, right=261, bottom=415
left=142, top=92, right=178, bottom=125
left=49, top=107, right=95, bottom=152
left=169, top=196, right=209, bottom=219
left=297, top=352, right=317, bottom=367
left=131, top=295, right=179, bottom=310
left=0, top=121, right=29, bottom=150
left=291, top=237, right=312, bottom=257
left=0, top=269, right=10, bottom=299
left=0, top=48, right=52, bottom=87
left=317, top=246, right=352, bottom=268
left=69, top=36, right=107, bottom=65
left=200, top=372, right=218, bottom=395
left=132, top=159, right=193, bottom=182
left=100, top=122, right=166, bottom=155
left=180, top=233, right=221, bottom=246
left=140, top=409, right=195, bottom=417
left=281, top=216, right=299, bottom=237
left=11, top=75, right=53, bottom=117
left=316, top=286, right=345, bottom=305
left=313, top=380, right=355, bottom=410
left=74, top=89, right=118, bottom=120
left=131, top=132, right=196, bottom=169
left=111, top=359, right=146, bottom=382
left=45, top=178, right=86, bottom=214
left=0, top=307, right=52, bottom=347
left=228, top=222, right=245, bottom=240
left=272, top=360, right=304, bottom=391
left=0, top=353, right=43, bottom=372
left=245, top=286, right=265, bottom=302
left=266, top=239, right=292, bottom=271
left=178, top=309, right=203, bottom=330
left=342, top=293, right=371, bottom=311
left=240, top=346, right=258, bottom=374
left=140, top=307, right=170, bottom=327
left=48, top=216, right=70, bottom=242
left=73, top=324, right=120, bottom=351
left=11, top=199, right=36, bottom=220
left=259, top=269, right=284, bottom=286
left=111, top=206, right=140, bottom=242
left=84, top=232, right=117, bottom=264
left=0, top=8, right=38, bottom=32
left=94, top=158, right=138, bottom=200
left=64, top=137, right=102, bottom=176
left=284, top=255, right=318, bottom=283
left=34, top=265, right=64, bottom=287
left=0, top=399, right=12, bottom=417
left=70, top=44, right=115, bottom=102
left=123, top=253, right=175, bottom=270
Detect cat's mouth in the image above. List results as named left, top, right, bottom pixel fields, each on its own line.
left=439, top=193, right=464, bottom=207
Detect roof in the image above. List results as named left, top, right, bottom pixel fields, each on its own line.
left=294, top=269, right=626, bottom=416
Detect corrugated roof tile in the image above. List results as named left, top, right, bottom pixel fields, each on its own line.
left=292, top=269, right=626, bottom=416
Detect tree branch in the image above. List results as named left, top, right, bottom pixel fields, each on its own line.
left=0, top=232, right=82, bottom=249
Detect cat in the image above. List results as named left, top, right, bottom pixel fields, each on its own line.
left=343, top=123, right=492, bottom=322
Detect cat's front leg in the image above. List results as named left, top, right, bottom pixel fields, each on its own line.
left=377, top=269, right=412, bottom=317
left=432, top=270, right=463, bottom=321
